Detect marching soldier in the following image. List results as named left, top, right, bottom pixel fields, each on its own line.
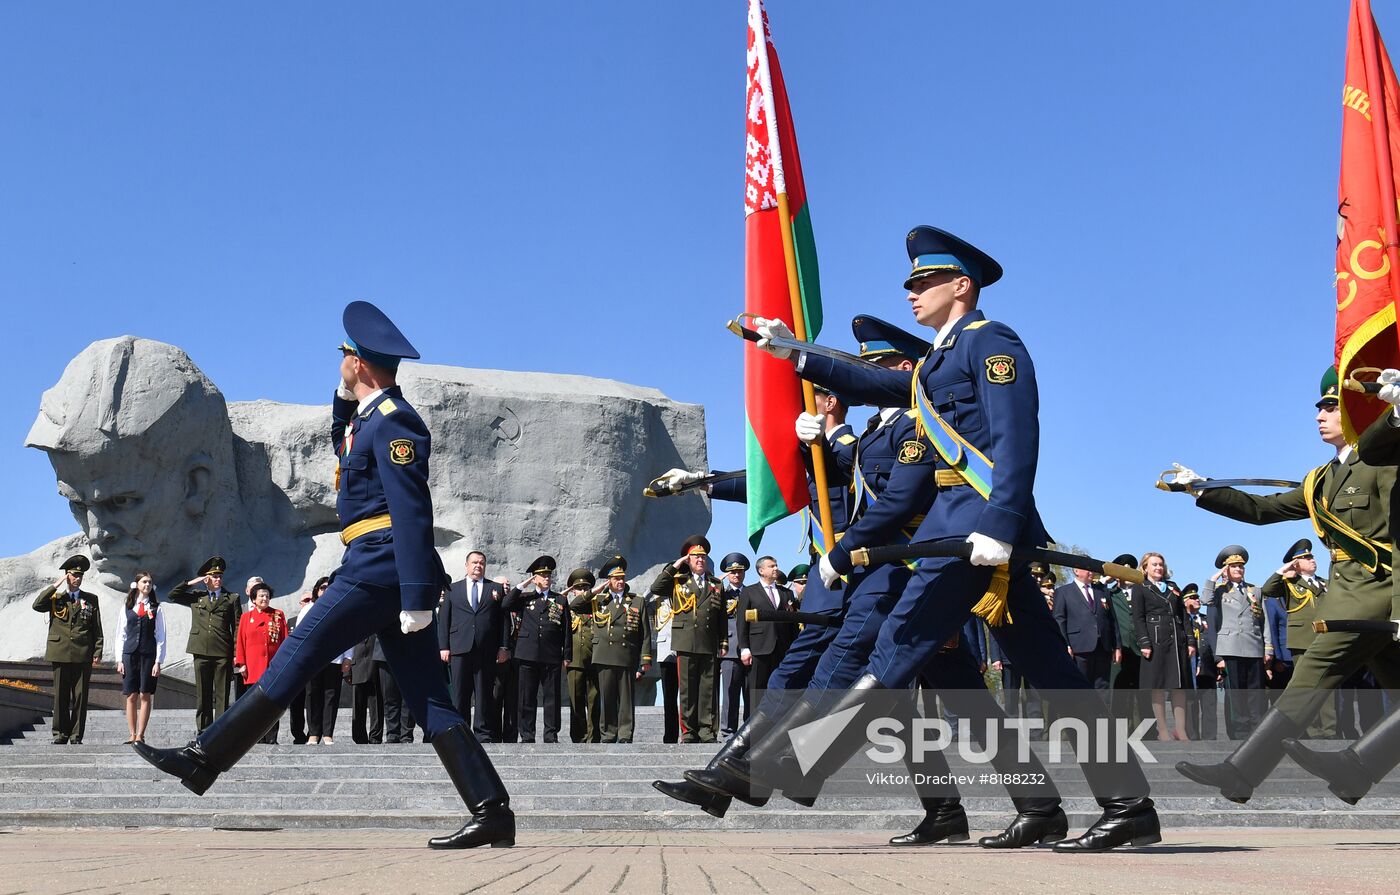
left=1203, top=546, right=1271, bottom=739
left=32, top=555, right=103, bottom=744
left=167, top=556, right=242, bottom=733
left=565, top=567, right=600, bottom=743
left=650, top=535, right=726, bottom=743
left=1172, top=367, right=1400, bottom=802
left=590, top=556, right=652, bottom=743
left=504, top=556, right=571, bottom=744
left=718, top=553, right=750, bottom=738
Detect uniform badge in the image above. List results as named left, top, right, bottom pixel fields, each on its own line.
left=897, top=440, right=927, bottom=464
left=985, top=355, right=1016, bottom=384
left=388, top=439, right=415, bottom=465
left=1344, top=485, right=1360, bottom=494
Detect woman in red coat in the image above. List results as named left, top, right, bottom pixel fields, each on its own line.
left=234, top=581, right=287, bottom=744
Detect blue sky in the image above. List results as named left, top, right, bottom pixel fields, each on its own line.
left=0, top=2, right=1386, bottom=588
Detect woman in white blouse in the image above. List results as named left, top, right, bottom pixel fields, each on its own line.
left=116, top=571, right=166, bottom=744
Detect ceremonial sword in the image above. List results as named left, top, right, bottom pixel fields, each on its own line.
left=1155, top=470, right=1302, bottom=493
left=725, top=316, right=882, bottom=369
left=848, top=539, right=1145, bottom=584
left=744, top=607, right=841, bottom=628
left=644, top=469, right=745, bottom=498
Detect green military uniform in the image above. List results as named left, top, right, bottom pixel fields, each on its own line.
left=1102, top=555, right=1151, bottom=730
left=1261, top=544, right=1337, bottom=737
left=591, top=556, right=652, bottom=743
left=167, top=556, right=242, bottom=733
left=649, top=536, right=727, bottom=743
left=32, top=555, right=103, bottom=744
left=565, top=568, right=600, bottom=744
left=1192, top=371, right=1400, bottom=733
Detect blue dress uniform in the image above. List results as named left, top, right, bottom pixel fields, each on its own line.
left=135, top=301, right=514, bottom=850
left=728, top=227, right=1158, bottom=852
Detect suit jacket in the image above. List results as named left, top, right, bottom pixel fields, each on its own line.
left=503, top=586, right=571, bottom=664
left=1053, top=580, right=1117, bottom=654
left=438, top=577, right=508, bottom=655
left=734, top=581, right=798, bottom=657
left=167, top=581, right=241, bottom=658
left=1187, top=610, right=1218, bottom=680
left=32, top=585, right=103, bottom=664
left=350, top=635, right=377, bottom=685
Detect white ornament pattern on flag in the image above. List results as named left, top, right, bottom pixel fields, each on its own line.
left=744, top=0, right=780, bottom=217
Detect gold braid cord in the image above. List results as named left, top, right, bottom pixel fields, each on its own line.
left=971, top=565, right=1013, bottom=627
left=1285, top=579, right=1316, bottom=614
left=672, top=584, right=697, bottom=615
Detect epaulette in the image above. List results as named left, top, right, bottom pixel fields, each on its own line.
left=904, top=409, right=918, bottom=419
left=837, top=434, right=857, bottom=446
left=964, top=320, right=990, bottom=331
left=378, top=398, right=398, bottom=416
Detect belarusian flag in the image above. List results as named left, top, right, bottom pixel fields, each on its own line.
left=743, top=0, right=824, bottom=548
left=1337, top=0, right=1400, bottom=441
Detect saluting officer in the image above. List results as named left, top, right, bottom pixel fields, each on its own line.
left=717, top=553, right=750, bottom=738
left=33, top=555, right=103, bottom=744
left=590, top=556, right=652, bottom=743
left=136, top=300, right=515, bottom=849
left=1172, top=367, right=1400, bottom=802
left=565, top=567, right=600, bottom=744
left=650, top=535, right=727, bottom=743
left=167, top=556, right=242, bottom=733
left=1182, top=583, right=1221, bottom=741
left=1261, top=539, right=1325, bottom=701
left=1203, top=546, right=1270, bottom=739
left=504, top=556, right=571, bottom=744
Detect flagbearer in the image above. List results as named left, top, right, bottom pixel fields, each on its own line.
left=1169, top=366, right=1400, bottom=802
left=135, top=301, right=515, bottom=849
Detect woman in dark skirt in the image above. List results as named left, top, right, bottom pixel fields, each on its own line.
left=1132, top=552, right=1193, bottom=741
left=116, top=572, right=166, bottom=744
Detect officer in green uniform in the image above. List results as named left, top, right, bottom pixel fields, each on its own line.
left=591, top=556, right=652, bottom=743
left=565, top=567, right=600, bottom=744
left=1261, top=538, right=1337, bottom=736
left=649, top=535, right=727, bottom=743
left=32, top=555, right=103, bottom=744
left=1170, top=367, right=1400, bottom=801
left=1104, top=553, right=1150, bottom=733
left=167, top=556, right=242, bottom=733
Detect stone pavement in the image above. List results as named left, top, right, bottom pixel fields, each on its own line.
left=0, top=828, right=1396, bottom=894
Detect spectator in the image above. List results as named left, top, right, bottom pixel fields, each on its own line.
left=735, top=556, right=799, bottom=718
left=351, top=635, right=381, bottom=744
left=717, top=553, right=750, bottom=739
left=117, top=571, right=166, bottom=745
left=296, top=577, right=351, bottom=744
left=233, top=581, right=287, bottom=744
left=649, top=587, right=681, bottom=744
left=491, top=574, right=521, bottom=743
left=1053, top=567, right=1119, bottom=690
left=1131, top=553, right=1192, bottom=741
left=439, top=551, right=510, bottom=742
left=1205, top=545, right=1272, bottom=739
left=1103, top=554, right=1151, bottom=733
left=284, top=577, right=331, bottom=744
left=232, top=576, right=263, bottom=702
left=1183, top=584, right=1220, bottom=740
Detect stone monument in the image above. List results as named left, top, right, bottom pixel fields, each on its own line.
left=3, top=337, right=710, bottom=676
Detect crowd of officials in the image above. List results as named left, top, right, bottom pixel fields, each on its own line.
left=31, top=534, right=1389, bottom=748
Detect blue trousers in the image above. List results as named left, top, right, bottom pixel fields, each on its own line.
left=257, top=576, right=463, bottom=739
left=765, top=577, right=843, bottom=694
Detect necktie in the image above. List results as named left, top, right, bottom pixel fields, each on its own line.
left=767, top=585, right=778, bottom=608
left=1083, top=584, right=1094, bottom=608
left=470, top=582, right=479, bottom=610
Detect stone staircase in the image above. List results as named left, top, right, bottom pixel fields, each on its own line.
left=2, top=708, right=1396, bottom=831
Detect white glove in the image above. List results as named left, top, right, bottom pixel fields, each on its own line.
left=400, top=610, right=434, bottom=634
left=1170, top=462, right=1206, bottom=487
left=966, top=532, right=1013, bottom=567
left=818, top=553, right=840, bottom=587
left=754, top=316, right=795, bottom=360
left=795, top=412, right=825, bottom=444
left=656, top=468, right=704, bottom=489
left=1378, top=368, right=1400, bottom=406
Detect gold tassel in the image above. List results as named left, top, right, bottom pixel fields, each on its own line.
left=971, top=564, right=1013, bottom=627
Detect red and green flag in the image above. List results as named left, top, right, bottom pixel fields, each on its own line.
left=743, top=0, right=825, bottom=549
left=1337, top=0, right=1400, bottom=441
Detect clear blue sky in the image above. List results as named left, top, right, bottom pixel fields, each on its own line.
left=0, top=2, right=1386, bottom=587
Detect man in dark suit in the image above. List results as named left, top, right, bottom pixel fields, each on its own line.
left=350, top=635, right=382, bottom=743
left=439, top=551, right=510, bottom=742
left=1053, top=568, right=1119, bottom=690
left=733, top=555, right=799, bottom=715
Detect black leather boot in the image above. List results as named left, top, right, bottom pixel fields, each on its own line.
left=978, top=798, right=1068, bottom=848
left=656, top=720, right=759, bottom=816
left=133, top=685, right=282, bottom=795
left=1052, top=797, right=1161, bottom=852
left=889, top=798, right=969, bottom=846
left=427, top=723, right=516, bottom=849
left=1282, top=708, right=1400, bottom=806
left=1176, top=707, right=1303, bottom=803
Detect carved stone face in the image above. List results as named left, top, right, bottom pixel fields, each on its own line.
left=48, top=438, right=209, bottom=589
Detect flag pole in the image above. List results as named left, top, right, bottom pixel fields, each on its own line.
left=775, top=190, right=837, bottom=552
left=1359, top=0, right=1400, bottom=337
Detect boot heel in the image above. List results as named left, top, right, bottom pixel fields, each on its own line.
left=490, top=839, right=515, bottom=848
left=180, top=766, right=218, bottom=796
left=1040, top=830, right=1067, bottom=844
left=946, top=832, right=970, bottom=844
left=1131, top=831, right=1162, bottom=847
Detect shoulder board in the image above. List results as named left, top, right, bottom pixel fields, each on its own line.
left=378, top=398, right=398, bottom=416
left=836, top=434, right=857, bottom=446
left=904, top=409, right=918, bottom=419
left=963, top=320, right=991, bottom=331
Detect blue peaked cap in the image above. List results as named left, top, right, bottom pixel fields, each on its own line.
left=852, top=314, right=931, bottom=360
left=904, top=225, right=1003, bottom=290
left=341, top=301, right=420, bottom=369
